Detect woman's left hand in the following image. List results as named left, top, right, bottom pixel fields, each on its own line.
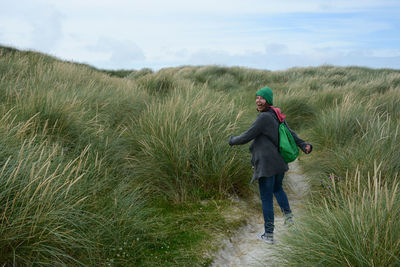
left=305, top=144, right=311, bottom=154
left=228, top=136, right=234, bottom=146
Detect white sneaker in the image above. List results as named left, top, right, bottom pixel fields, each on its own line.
left=284, top=213, right=294, bottom=226
left=257, top=233, right=274, bottom=244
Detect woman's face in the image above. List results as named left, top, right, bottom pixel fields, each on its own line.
left=256, top=95, right=267, bottom=111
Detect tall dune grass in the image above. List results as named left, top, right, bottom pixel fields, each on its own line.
left=0, top=113, right=93, bottom=265
left=277, top=166, right=400, bottom=266
left=127, top=86, right=252, bottom=203
left=0, top=47, right=254, bottom=265
left=272, top=66, right=400, bottom=266
left=303, top=88, right=400, bottom=180
left=2, top=45, right=400, bottom=266
left=0, top=48, right=157, bottom=265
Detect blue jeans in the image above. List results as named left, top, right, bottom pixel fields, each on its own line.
left=258, top=173, right=291, bottom=234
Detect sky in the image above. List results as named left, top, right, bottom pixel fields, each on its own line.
left=1, top=0, right=400, bottom=71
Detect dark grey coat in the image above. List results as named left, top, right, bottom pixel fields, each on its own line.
left=228, top=109, right=311, bottom=183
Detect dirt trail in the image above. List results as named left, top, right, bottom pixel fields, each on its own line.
left=211, top=160, right=309, bottom=267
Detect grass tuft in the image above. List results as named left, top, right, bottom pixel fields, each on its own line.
left=277, top=167, right=400, bottom=267
left=127, top=86, right=251, bottom=203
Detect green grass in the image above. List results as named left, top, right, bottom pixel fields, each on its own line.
left=277, top=167, right=400, bottom=266
left=127, top=86, right=252, bottom=202
left=131, top=200, right=246, bottom=266
left=1, top=45, right=400, bottom=266
left=0, top=46, right=252, bottom=265
left=0, top=115, right=97, bottom=265
left=271, top=67, right=400, bottom=266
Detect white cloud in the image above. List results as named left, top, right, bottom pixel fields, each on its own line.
left=0, top=18, right=34, bottom=48
left=14, top=0, right=400, bottom=18
left=265, top=43, right=289, bottom=55
left=0, top=1, right=63, bottom=52
left=179, top=45, right=400, bottom=71
left=31, top=7, right=64, bottom=52
left=1, top=0, right=399, bottom=70
left=87, top=37, right=146, bottom=69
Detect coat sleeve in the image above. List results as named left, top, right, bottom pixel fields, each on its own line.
left=229, top=115, right=263, bottom=146
left=284, top=121, right=313, bottom=153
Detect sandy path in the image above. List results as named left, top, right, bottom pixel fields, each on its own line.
left=211, top=160, right=309, bottom=267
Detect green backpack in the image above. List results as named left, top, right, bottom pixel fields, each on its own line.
left=278, top=122, right=299, bottom=163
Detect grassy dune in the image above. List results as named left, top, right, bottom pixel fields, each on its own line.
left=1, top=45, right=400, bottom=266
left=0, top=46, right=251, bottom=265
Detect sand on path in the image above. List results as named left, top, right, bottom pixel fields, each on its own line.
left=211, top=160, right=309, bottom=267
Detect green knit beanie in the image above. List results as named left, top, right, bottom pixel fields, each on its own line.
left=256, top=87, right=273, bottom=105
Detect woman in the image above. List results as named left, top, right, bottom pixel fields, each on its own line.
left=228, top=87, right=312, bottom=244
